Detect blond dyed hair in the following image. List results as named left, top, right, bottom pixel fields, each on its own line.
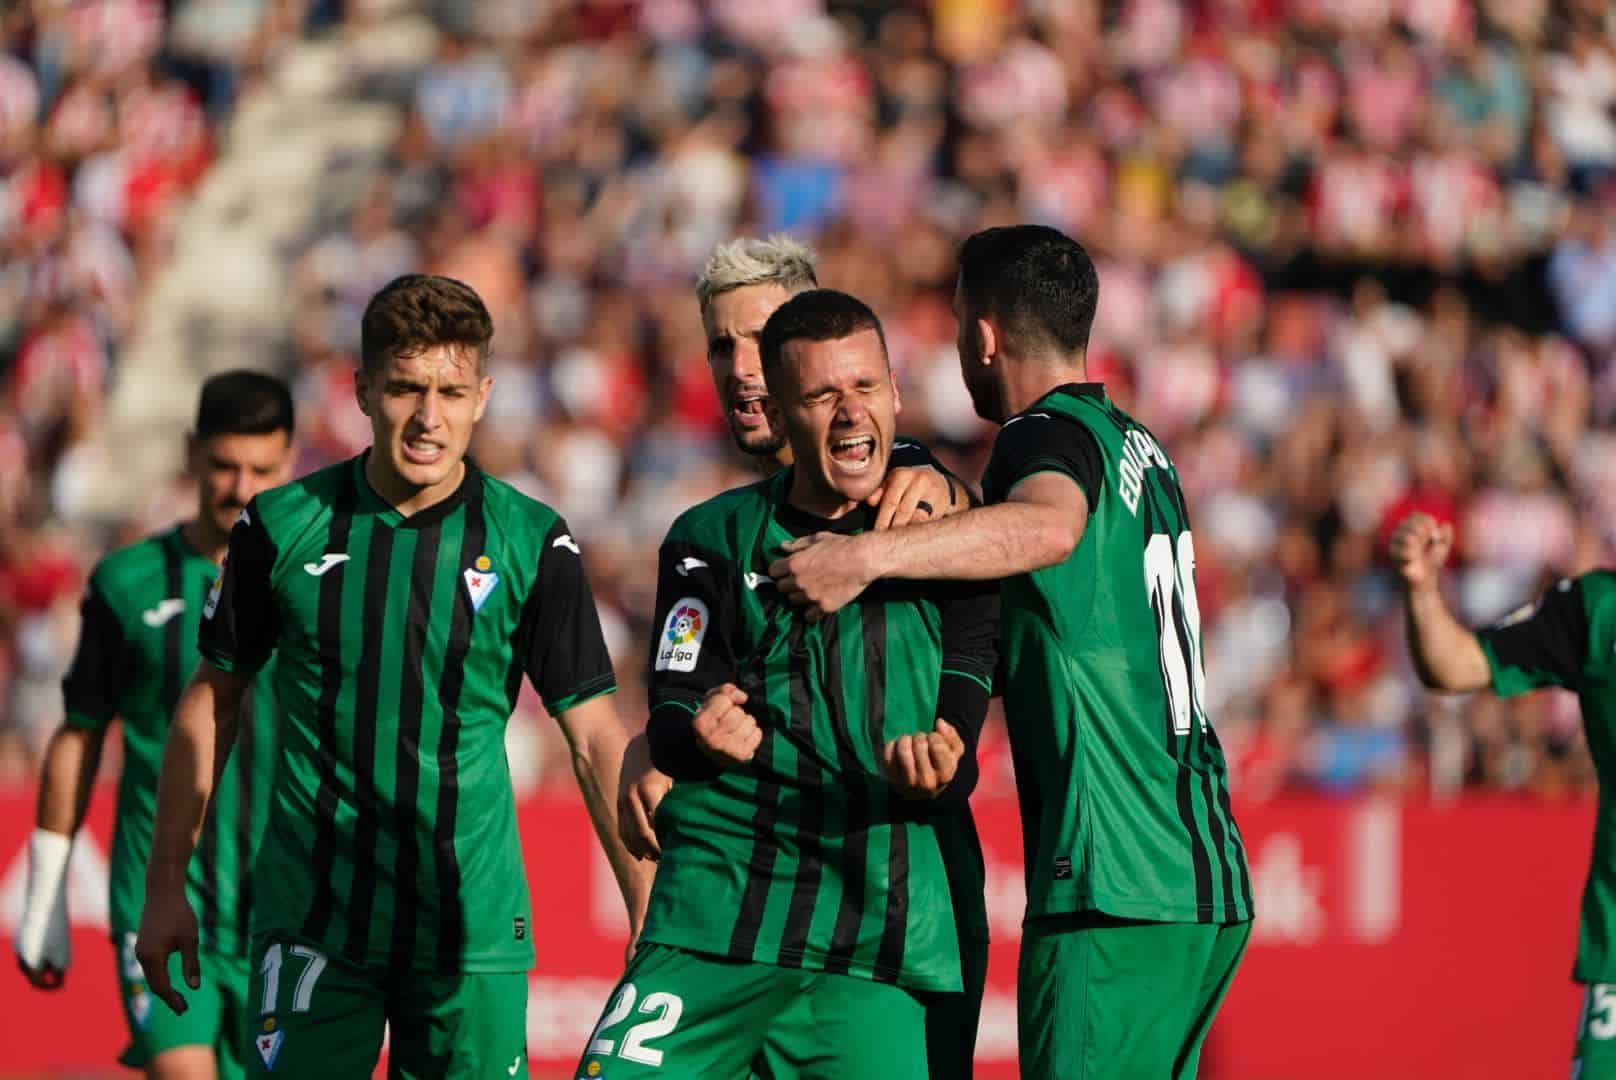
left=695, top=234, right=819, bottom=311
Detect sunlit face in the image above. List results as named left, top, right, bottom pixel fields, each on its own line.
left=702, top=283, right=792, bottom=456
left=189, top=431, right=294, bottom=541
left=772, top=328, right=900, bottom=511
left=953, top=277, right=1006, bottom=422
left=355, top=344, right=491, bottom=499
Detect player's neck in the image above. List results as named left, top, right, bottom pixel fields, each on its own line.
left=786, top=470, right=862, bottom=521
left=364, top=453, right=467, bottom=519
left=180, top=517, right=229, bottom=564
left=1002, top=357, right=1088, bottom=419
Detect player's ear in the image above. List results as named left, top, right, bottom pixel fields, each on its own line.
left=890, top=370, right=902, bottom=418
left=185, top=431, right=200, bottom=472
left=472, top=373, right=493, bottom=423
left=353, top=366, right=372, bottom=417
left=977, top=318, right=998, bottom=367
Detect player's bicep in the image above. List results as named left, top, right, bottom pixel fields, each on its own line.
left=522, top=520, right=618, bottom=714
left=199, top=504, right=280, bottom=675
left=61, top=583, right=130, bottom=729
left=1478, top=578, right=1590, bottom=695
left=647, top=542, right=739, bottom=705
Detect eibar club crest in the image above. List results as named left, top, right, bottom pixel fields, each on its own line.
left=256, top=1017, right=286, bottom=1070
left=464, top=554, right=500, bottom=612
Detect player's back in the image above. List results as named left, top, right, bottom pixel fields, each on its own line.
left=642, top=471, right=990, bottom=993
left=209, top=455, right=610, bottom=974
left=981, top=384, right=1252, bottom=926
left=65, top=528, right=276, bottom=954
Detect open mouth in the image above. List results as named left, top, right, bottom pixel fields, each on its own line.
left=829, top=433, right=875, bottom=471
left=402, top=437, right=445, bottom=466
left=731, top=390, right=770, bottom=431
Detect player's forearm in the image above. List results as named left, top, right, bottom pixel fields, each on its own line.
left=147, top=667, right=243, bottom=889
left=35, top=726, right=105, bottom=836
left=1403, top=581, right=1491, bottom=692
left=562, top=702, right=655, bottom=929
left=862, top=502, right=1078, bottom=582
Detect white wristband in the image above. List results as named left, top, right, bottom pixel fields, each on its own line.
left=16, top=829, right=73, bottom=970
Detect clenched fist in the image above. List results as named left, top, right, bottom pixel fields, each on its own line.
left=693, top=683, right=762, bottom=768
left=1388, top=512, right=1454, bottom=591
left=881, top=719, right=966, bottom=800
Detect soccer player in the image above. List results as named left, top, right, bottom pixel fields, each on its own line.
left=577, top=289, right=998, bottom=1079
left=14, top=371, right=294, bottom=1080
left=135, top=274, right=651, bottom=1079
left=618, top=235, right=990, bottom=1079
left=771, top=226, right=1255, bottom=1079
left=1389, top=511, right=1616, bottom=1078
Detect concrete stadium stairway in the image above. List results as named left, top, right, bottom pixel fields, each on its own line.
left=61, top=3, right=437, bottom=523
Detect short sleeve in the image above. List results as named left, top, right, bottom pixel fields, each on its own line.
left=61, top=582, right=130, bottom=730
left=1477, top=577, right=1589, bottom=696
left=519, top=518, right=617, bottom=715
left=644, top=536, right=743, bottom=780
left=199, top=504, right=280, bottom=675
left=983, top=413, right=1104, bottom=508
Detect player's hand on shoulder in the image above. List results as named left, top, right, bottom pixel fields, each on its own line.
left=692, top=683, right=761, bottom=768
left=882, top=719, right=966, bottom=800
left=135, top=879, right=201, bottom=1016
left=618, top=733, right=672, bottom=861
left=1388, top=512, right=1453, bottom=590
left=869, top=466, right=958, bottom=530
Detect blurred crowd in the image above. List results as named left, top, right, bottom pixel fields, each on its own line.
left=5, top=0, right=1616, bottom=800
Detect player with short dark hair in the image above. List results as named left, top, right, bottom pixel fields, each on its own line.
left=135, top=274, right=651, bottom=1079
left=578, top=289, right=998, bottom=1079
left=1390, top=512, right=1616, bottom=1078
left=618, top=238, right=993, bottom=1078
left=16, top=370, right=295, bottom=1080
left=772, top=226, right=1254, bottom=1079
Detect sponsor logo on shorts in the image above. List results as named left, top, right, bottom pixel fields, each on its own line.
left=129, top=987, right=150, bottom=1028
left=1053, top=856, right=1073, bottom=880
left=514, top=916, right=526, bottom=941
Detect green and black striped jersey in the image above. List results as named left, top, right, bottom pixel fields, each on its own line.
left=641, top=468, right=997, bottom=994
left=1478, top=571, right=1616, bottom=982
left=199, top=454, right=617, bottom=973
left=981, top=384, right=1252, bottom=926
left=62, top=526, right=277, bottom=955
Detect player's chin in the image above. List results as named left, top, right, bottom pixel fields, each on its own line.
left=732, top=425, right=785, bottom=458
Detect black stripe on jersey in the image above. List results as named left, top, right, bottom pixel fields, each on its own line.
left=826, top=604, right=881, bottom=973
left=432, top=479, right=484, bottom=971
left=302, top=481, right=357, bottom=942
left=389, top=520, right=441, bottom=974
left=1213, top=741, right=1254, bottom=916
left=234, top=683, right=256, bottom=945
left=875, top=821, right=908, bottom=983
left=342, top=524, right=395, bottom=962
left=779, top=625, right=825, bottom=966
left=727, top=735, right=781, bottom=962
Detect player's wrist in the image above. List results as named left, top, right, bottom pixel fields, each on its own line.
left=23, top=829, right=72, bottom=909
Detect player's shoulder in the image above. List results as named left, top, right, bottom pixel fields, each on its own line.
left=476, top=468, right=565, bottom=541
left=90, top=530, right=173, bottom=596
left=664, top=477, right=774, bottom=551
left=251, top=458, right=349, bottom=532
left=1568, top=570, right=1616, bottom=612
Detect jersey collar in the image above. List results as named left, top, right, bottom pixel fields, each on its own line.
left=770, top=468, right=875, bottom=538
left=352, top=451, right=480, bottom=530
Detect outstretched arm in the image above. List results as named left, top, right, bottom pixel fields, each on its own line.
left=772, top=472, right=1088, bottom=618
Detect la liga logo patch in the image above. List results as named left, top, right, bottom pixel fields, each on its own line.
left=654, top=597, right=708, bottom=672
left=464, top=555, right=500, bottom=612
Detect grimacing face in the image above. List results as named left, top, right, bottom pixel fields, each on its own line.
left=702, top=282, right=793, bottom=456
left=190, top=431, right=295, bottom=541
left=773, top=328, right=900, bottom=512
left=355, top=344, right=491, bottom=500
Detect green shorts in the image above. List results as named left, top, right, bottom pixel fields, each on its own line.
left=1017, top=914, right=1250, bottom=1080
left=923, top=935, right=988, bottom=1080
left=244, top=933, right=527, bottom=1079
left=1574, top=982, right=1616, bottom=1078
left=577, top=943, right=929, bottom=1080
left=116, top=932, right=250, bottom=1077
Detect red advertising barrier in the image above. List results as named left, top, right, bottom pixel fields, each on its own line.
left=0, top=789, right=1595, bottom=1078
